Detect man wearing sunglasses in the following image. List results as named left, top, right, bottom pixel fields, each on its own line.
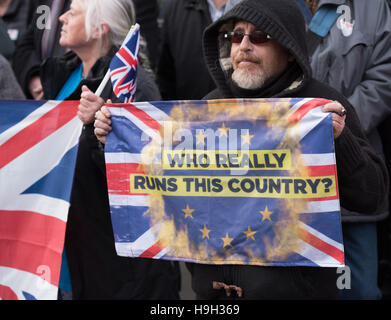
left=94, top=0, right=388, bottom=299
left=184, top=0, right=388, bottom=299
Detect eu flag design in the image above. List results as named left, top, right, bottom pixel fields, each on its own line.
left=0, top=100, right=82, bottom=300
left=105, top=98, right=345, bottom=267
left=109, top=24, right=140, bottom=103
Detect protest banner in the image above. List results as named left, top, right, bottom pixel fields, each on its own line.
left=105, top=98, right=344, bottom=267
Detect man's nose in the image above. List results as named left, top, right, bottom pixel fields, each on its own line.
left=239, top=34, right=253, bottom=50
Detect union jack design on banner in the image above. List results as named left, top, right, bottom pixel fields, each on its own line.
left=109, top=24, right=140, bottom=103
left=0, top=100, right=82, bottom=300
left=105, top=98, right=345, bottom=267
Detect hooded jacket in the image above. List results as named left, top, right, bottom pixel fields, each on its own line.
left=202, top=0, right=388, bottom=222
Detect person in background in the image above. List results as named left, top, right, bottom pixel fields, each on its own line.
left=0, top=0, right=39, bottom=47
left=12, top=0, right=160, bottom=100
left=0, top=17, right=14, bottom=60
left=133, top=0, right=161, bottom=71
left=299, top=0, right=391, bottom=300
left=156, top=0, right=228, bottom=100
left=12, top=0, right=70, bottom=100
left=40, top=0, right=180, bottom=299
left=0, top=54, right=24, bottom=99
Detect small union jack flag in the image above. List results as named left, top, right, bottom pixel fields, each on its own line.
left=109, top=24, right=140, bottom=103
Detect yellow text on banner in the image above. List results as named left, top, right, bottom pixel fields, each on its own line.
left=130, top=174, right=336, bottom=199
left=162, top=149, right=291, bottom=170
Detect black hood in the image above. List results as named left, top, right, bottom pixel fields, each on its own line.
left=202, top=0, right=312, bottom=98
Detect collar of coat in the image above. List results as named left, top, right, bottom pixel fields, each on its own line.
left=318, top=0, right=346, bottom=7
left=184, top=0, right=208, bottom=11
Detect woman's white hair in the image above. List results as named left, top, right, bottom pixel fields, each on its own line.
left=81, top=0, right=154, bottom=76
left=84, top=0, right=136, bottom=47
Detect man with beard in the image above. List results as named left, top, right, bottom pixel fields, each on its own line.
left=188, top=0, right=388, bottom=299
left=95, top=0, right=388, bottom=299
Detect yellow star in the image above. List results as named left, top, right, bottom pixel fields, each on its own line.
left=195, top=130, right=208, bottom=145
left=259, top=206, right=273, bottom=222
left=200, top=225, right=211, bottom=239
left=221, top=233, right=233, bottom=248
left=241, top=130, right=254, bottom=146
left=218, top=122, right=230, bottom=137
left=182, top=204, right=195, bottom=219
left=243, top=226, right=257, bottom=241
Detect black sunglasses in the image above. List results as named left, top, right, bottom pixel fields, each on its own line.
left=224, top=31, right=271, bottom=44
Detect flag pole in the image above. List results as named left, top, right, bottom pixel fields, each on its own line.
left=95, top=69, right=110, bottom=97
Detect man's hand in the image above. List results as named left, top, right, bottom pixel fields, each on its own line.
left=28, top=76, right=44, bottom=100
left=78, top=85, right=105, bottom=124
left=94, top=104, right=112, bottom=144
left=322, top=101, right=347, bottom=139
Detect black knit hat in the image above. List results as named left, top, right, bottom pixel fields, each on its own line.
left=203, top=0, right=312, bottom=97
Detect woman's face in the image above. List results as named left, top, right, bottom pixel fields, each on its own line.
left=59, top=0, right=88, bottom=49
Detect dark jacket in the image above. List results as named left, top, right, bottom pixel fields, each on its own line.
left=12, top=0, right=70, bottom=98
left=41, top=48, right=180, bottom=300
left=0, top=0, right=38, bottom=45
left=186, top=0, right=388, bottom=299
left=133, top=0, right=161, bottom=71
left=0, top=17, right=14, bottom=60
left=156, top=0, right=216, bottom=100
left=0, top=54, right=25, bottom=99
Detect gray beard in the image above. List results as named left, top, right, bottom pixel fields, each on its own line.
left=231, top=67, right=267, bottom=90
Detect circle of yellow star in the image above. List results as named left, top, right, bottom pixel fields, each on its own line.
left=259, top=206, right=273, bottom=222
left=218, top=122, right=230, bottom=137
left=182, top=204, right=195, bottom=219
left=241, top=131, right=254, bottom=146
left=221, top=233, right=233, bottom=248
left=200, top=225, right=211, bottom=239
left=195, top=131, right=208, bottom=145
left=243, top=226, right=257, bottom=241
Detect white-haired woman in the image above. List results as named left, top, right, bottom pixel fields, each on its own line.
left=40, top=0, right=180, bottom=300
